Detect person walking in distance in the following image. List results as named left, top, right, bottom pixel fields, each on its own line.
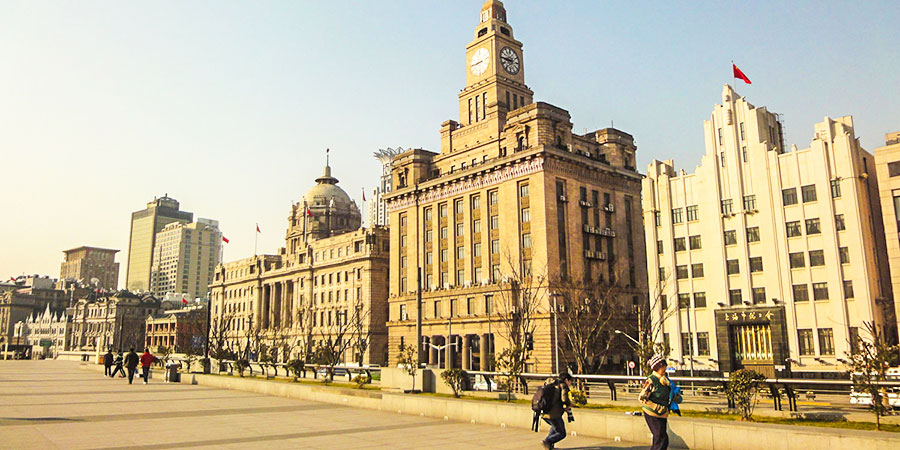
left=639, top=355, right=682, bottom=450
left=139, top=348, right=155, bottom=385
left=124, top=348, right=140, bottom=384
left=103, top=349, right=114, bottom=377
left=538, top=372, right=574, bottom=450
left=110, top=350, right=125, bottom=378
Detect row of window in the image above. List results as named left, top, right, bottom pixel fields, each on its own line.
left=789, top=248, right=850, bottom=268
left=397, top=295, right=494, bottom=321
left=798, top=328, right=835, bottom=355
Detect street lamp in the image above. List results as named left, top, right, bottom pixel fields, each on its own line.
left=549, top=292, right=561, bottom=374
left=615, top=329, right=642, bottom=376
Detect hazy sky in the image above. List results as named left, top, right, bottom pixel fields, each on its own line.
left=1, top=1, right=898, bottom=286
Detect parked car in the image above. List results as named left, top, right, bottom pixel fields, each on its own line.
left=471, top=374, right=498, bottom=391
left=849, top=367, right=900, bottom=409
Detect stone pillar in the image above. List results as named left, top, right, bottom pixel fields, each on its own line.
left=462, top=335, right=472, bottom=370
left=481, top=333, right=491, bottom=371
left=429, top=336, right=438, bottom=365
left=446, top=335, right=455, bottom=370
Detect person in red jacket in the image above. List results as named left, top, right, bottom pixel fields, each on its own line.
left=140, top=348, right=155, bottom=385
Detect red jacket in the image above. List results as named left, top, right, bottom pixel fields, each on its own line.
left=140, top=352, right=154, bottom=367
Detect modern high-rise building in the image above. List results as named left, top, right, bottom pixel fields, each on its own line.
left=384, top=1, right=646, bottom=373
left=149, top=219, right=222, bottom=300
left=59, top=246, right=120, bottom=290
left=125, top=196, right=193, bottom=293
left=874, top=130, right=900, bottom=341
left=643, top=85, right=893, bottom=377
left=368, top=148, right=402, bottom=227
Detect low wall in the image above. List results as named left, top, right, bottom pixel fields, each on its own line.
left=77, top=363, right=900, bottom=449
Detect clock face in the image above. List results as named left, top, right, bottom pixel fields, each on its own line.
left=500, top=47, right=520, bottom=74
left=470, top=48, right=490, bottom=76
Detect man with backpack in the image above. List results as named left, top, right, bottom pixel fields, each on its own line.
left=532, top=372, right=574, bottom=450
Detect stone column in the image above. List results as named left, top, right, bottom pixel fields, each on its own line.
left=462, top=335, right=472, bottom=370
left=481, top=333, right=491, bottom=371
left=446, top=335, right=455, bottom=370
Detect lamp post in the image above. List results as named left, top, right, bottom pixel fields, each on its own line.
left=615, top=329, right=642, bottom=376
left=549, top=292, right=561, bottom=374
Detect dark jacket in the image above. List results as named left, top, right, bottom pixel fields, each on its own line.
left=114, top=354, right=124, bottom=367
left=542, top=380, right=572, bottom=419
left=103, top=352, right=114, bottom=367
left=124, top=351, right=139, bottom=369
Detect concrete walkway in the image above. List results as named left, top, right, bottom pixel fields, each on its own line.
left=0, top=360, right=643, bottom=449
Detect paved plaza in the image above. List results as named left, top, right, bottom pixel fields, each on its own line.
left=0, top=360, right=641, bottom=449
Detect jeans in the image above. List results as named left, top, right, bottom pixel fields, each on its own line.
left=542, top=417, right=566, bottom=446
left=644, top=414, right=669, bottom=450
left=141, top=366, right=150, bottom=383
left=127, top=367, right=136, bottom=384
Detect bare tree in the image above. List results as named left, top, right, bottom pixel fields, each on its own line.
left=207, top=312, right=236, bottom=373
left=553, top=275, right=626, bottom=376
left=310, top=308, right=356, bottom=383
left=631, top=275, right=676, bottom=375
left=848, top=321, right=900, bottom=430
left=349, top=300, right=374, bottom=367
left=493, top=252, right=547, bottom=389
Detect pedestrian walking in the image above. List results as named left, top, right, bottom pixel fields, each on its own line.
left=140, top=348, right=155, bottom=385
left=110, top=350, right=125, bottom=378
left=103, top=349, right=114, bottom=377
left=532, top=372, right=574, bottom=450
left=639, top=355, right=682, bottom=450
left=124, top=348, right=139, bottom=384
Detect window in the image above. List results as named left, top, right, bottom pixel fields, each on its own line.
left=805, top=218, right=821, bottom=235
left=749, top=256, right=763, bottom=272
left=752, top=287, right=766, bottom=305
left=739, top=122, right=745, bottom=140
left=818, top=328, right=835, bottom=355
left=809, top=250, right=825, bottom=266
left=473, top=219, right=481, bottom=233
left=456, top=246, right=464, bottom=260
left=694, top=292, right=707, bottom=308
left=456, top=269, right=464, bottom=285
left=657, top=240, right=664, bottom=254
left=721, top=199, right=733, bottom=215
left=491, top=239, right=499, bottom=254
left=801, top=184, right=817, bottom=203
left=433, top=300, right=441, bottom=318
left=678, top=293, right=691, bottom=308
left=689, top=235, right=702, bottom=250
left=793, top=284, right=809, bottom=302
left=798, top=329, right=814, bottom=355
left=786, top=221, right=802, bottom=237
left=672, top=208, right=683, bottom=224
left=727, top=259, right=740, bottom=275
left=441, top=249, right=448, bottom=262
left=697, top=332, right=710, bottom=356
left=720, top=152, right=725, bottom=167
left=718, top=127, right=723, bottom=145
left=519, top=184, right=529, bottom=198
left=691, top=263, right=704, bottom=278
left=681, top=332, right=694, bottom=356
left=835, top=214, right=846, bottom=231
left=658, top=267, right=666, bottom=281
left=450, top=298, right=458, bottom=316
left=399, top=304, right=408, bottom=321
left=813, top=282, right=829, bottom=301
left=674, top=237, right=686, bottom=252
left=490, top=215, right=498, bottom=230
left=456, top=223, right=464, bottom=236
left=889, top=162, right=900, bottom=177
left=839, top=247, right=850, bottom=264
left=425, top=252, right=433, bottom=265
left=425, top=230, right=433, bottom=243
left=789, top=252, right=805, bottom=268
left=654, top=211, right=661, bottom=227
left=742, top=146, right=748, bottom=162
left=676, top=265, right=689, bottom=280
left=472, top=195, right=481, bottom=210
left=743, top=195, right=756, bottom=211
left=521, top=208, right=530, bottom=223
left=439, top=203, right=447, bottom=218
left=782, top=188, right=798, bottom=206
left=724, top=230, right=737, bottom=245
left=746, top=227, right=760, bottom=243
left=440, top=227, right=448, bottom=239
left=844, top=280, right=854, bottom=299
left=831, top=179, right=841, bottom=198
left=473, top=242, right=482, bottom=257
left=686, top=205, right=699, bottom=222
left=466, top=297, right=475, bottom=315
left=729, top=289, right=742, bottom=306
left=484, top=295, right=493, bottom=314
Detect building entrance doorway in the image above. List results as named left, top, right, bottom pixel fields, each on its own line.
left=730, top=324, right=775, bottom=377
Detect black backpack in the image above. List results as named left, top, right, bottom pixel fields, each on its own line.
left=531, top=381, right=557, bottom=413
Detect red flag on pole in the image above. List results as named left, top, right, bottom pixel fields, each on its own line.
left=222, top=236, right=230, bottom=243
left=182, top=296, right=188, bottom=305
left=732, top=63, right=751, bottom=84
left=362, top=188, right=366, bottom=202
left=306, top=207, right=312, bottom=217
left=256, top=223, right=261, bottom=233
left=9, top=277, right=16, bottom=282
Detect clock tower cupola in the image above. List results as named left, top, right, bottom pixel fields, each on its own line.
left=458, top=0, right=534, bottom=127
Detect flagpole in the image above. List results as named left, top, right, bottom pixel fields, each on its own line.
left=731, top=60, right=735, bottom=91
left=254, top=224, right=258, bottom=256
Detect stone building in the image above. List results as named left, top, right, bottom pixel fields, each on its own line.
left=369, top=148, right=402, bottom=227
left=384, top=1, right=646, bottom=373
left=145, top=304, right=208, bottom=353
left=643, top=85, right=893, bottom=377
left=126, top=195, right=193, bottom=292
left=149, top=219, right=222, bottom=300
left=0, top=277, right=77, bottom=350
left=59, top=246, right=120, bottom=290
left=13, top=304, right=72, bottom=358
left=67, top=291, right=161, bottom=352
left=874, top=130, right=900, bottom=340
left=209, top=163, right=390, bottom=366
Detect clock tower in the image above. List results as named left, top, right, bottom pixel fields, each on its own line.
left=458, top=0, right=534, bottom=127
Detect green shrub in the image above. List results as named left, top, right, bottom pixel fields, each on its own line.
left=441, top=368, right=467, bottom=398
left=726, top=369, right=767, bottom=421
left=568, top=389, right=588, bottom=407
left=352, top=374, right=372, bottom=389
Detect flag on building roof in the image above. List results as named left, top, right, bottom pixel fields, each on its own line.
left=182, top=296, right=188, bottom=304
left=362, top=188, right=366, bottom=202
left=256, top=223, right=261, bottom=233
left=222, top=236, right=230, bottom=243
left=732, top=63, right=751, bottom=84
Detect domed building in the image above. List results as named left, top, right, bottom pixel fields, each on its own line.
left=209, top=159, right=389, bottom=367
left=287, top=163, right=362, bottom=253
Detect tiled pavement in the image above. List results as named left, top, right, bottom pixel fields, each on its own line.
left=0, top=360, right=643, bottom=449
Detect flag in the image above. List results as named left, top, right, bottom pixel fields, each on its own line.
left=9, top=276, right=16, bottom=282
left=182, top=296, right=188, bottom=305
left=362, top=188, right=366, bottom=202
left=306, top=207, right=312, bottom=217
left=732, top=63, right=751, bottom=84
left=222, top=236, right=230, bottom=243
left=256, top=223, right=261, bottom=233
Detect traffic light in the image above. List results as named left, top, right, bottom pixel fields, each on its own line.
left=525, top=332, right=534, bottom=351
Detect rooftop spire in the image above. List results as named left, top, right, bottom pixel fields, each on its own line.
left=316, top=148, right=338, bottom=185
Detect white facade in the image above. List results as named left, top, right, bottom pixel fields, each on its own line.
left=367, top=148, right=402, bottom=227
left=150, top=219, right=222, bottom=300
left=14, top=304, right=71, bottom=357
left=643, top=85, right=892, bottom=376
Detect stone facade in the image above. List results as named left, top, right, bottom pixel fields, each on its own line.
left=874, top=131, right=900, bottom=340
left=384, top=1, right=646, bottom=373
left=13, top=304, right=72, bottom=358
left=126, top=196, right=193, bottom=293
left=149, top=219, right=222, bottom=300
left=0, top=280, right=76, bottom=349
left=145, top=304, right=208, bottom=353
left=59, top=246, right=120, bottom=290
left=209, top=164, right=390, bottom=366
left=643, top=85, right=893, bottom=377
left=67, top=291, right=161, bottom=352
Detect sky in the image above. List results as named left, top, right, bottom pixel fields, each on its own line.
left=1, top=0, right=898, bottom=286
